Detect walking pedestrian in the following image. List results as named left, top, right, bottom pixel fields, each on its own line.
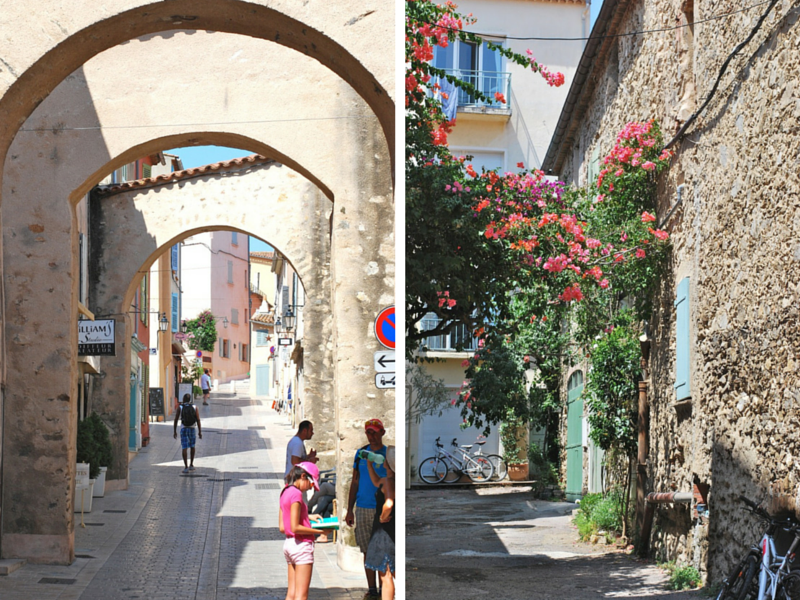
left=345, top=418, right=388, bottom=600
left=200, top=368, right=211, bottom=405
left=365, top=446, right=395, bottom=600
left=173, top=393, right=202, bottom=473
left=285, top=420, right=318, bottom=476
left=280, top=462, right=324, bottom=600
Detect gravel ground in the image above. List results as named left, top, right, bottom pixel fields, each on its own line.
left=407, top=486, right=711, bottom=599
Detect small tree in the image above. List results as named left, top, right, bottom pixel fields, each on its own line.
left=585, top=311, right=642, bottom=539
left=87, top=412, right=113, bottom=470
left=183, top=310, right=218, bottom=353
left=406, top=362, right=451, bottom=424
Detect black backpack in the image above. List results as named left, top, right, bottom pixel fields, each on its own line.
left=180, top=404, right=197, bottom=427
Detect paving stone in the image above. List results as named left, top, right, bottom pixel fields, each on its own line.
left=0, top=394, right=365, bottom=599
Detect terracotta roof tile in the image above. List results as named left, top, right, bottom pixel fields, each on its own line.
left=251, top=251, right=274, bottom=261
left=94, top=154, right=275, bottom=197
left=251, top=313, right=274, bottom=324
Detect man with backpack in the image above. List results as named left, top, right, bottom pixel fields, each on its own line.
left=173, top=393, right=202, bottom=473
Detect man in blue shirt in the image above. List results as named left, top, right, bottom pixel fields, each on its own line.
left=345, top=418, right=387, bottom=600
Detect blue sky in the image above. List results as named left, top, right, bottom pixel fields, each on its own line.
left=165, top=145, right=273, bottom=253
left=591, top=0, right=603, bottom=29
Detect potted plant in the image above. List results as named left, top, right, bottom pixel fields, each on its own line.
left=500, top=411, right=529, bottom=481
left=75, top=417, right=97, bottom=512
left=87, top=412, right=113, bottom=498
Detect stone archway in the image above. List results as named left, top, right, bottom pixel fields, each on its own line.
left=0, top=25, right=394, bottom=565
left=89, top=158, right=334, bottom=488
left=0, top=0, right=395, bottom=168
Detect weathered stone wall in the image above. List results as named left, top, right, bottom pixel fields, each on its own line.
left=0, top=24, right=393, bottom=565
left=89, top=160, right=334, bottom=483
left=553, top=0, right=800, bottom=579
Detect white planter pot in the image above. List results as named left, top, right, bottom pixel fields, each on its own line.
left=93, top=467, right=107, bottom=497
left=74, top=480, right=94, bottom=513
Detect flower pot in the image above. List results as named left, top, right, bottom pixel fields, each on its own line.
left=74, top=480, right=94, bottom=513
left=507, top=463, right=529, bottom=481
left=93, top=466, right=107, bottom=498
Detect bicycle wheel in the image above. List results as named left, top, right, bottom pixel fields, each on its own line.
left=418, top=456, right=447, bottom=484
left=778, top=572, right=800, bottom=600
left=717, top=553, right=759, bottom=600
left=466, top=456, right=494, bottom=482
left=486, top=454, right=507, bottom=481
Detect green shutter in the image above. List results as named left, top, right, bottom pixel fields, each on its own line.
left=674, top=277, right=691, bottom=400
left=171, top=293, right=179, bottom=333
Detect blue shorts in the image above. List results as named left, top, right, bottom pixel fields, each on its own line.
left=180, top=427, right=196, bottom=449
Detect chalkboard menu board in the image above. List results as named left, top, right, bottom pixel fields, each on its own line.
left=149, top=388, right=165, bottom=417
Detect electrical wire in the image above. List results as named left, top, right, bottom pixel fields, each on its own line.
left=663, top=0, right=784, bottom=149
left=411, top=0, right=773, bottom=42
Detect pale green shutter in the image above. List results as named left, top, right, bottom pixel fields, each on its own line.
left=674, top=277, right=691, bottom=400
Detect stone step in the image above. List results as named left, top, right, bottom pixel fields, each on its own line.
left=0, top=559, right=25, bottom=575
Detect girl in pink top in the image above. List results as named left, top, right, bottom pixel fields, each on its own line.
left=279, top=462, right=323, bottom=600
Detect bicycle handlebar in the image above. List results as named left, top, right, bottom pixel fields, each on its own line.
left=738, top=495, right=797, bottom=527
left=738, top=495, right=759, bottom=510
left=452, top=438, right=458, bottom=447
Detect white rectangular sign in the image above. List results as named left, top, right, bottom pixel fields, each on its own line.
left=78, top=319, right=115, bottom=356
left=373, top=351, right=395, bottom=373
left=375, top=373, right=396, bottom=389
left=278, top=337, right=293, bottom=346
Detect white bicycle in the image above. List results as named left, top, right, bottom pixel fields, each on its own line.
left=716, top=495, right=800, bottom=600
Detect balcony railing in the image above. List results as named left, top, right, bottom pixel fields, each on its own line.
left=421, top=313, right=478, bottom=352
left=439, top=69, right=512, bottom=109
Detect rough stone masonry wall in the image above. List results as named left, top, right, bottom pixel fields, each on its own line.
left=559, top=0, right=800, bottom=580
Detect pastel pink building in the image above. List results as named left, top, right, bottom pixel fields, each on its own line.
left=181, top=230, right=251, bottom=384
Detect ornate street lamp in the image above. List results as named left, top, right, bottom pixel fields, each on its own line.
left=158, top=312, right=169, bottom=333
left=181, top=320, right=188, bottom=334
left=283, top=307, right=295, bottom=332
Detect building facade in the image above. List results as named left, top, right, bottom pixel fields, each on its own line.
left=542, top=0, right=800, bottom=579
left=409, top=0, right=588, bottom=482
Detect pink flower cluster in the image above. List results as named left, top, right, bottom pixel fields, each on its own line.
left=437, top=290, right=456, bottom=308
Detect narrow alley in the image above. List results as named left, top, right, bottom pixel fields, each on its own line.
left=0, top=391, right=364, bottom=600
left=407, top=486, right=707, bottom=600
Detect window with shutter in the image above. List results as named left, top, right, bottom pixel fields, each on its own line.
left=171, top=293, right=179, bottom=332
left=140, top=276, right=147, bottom=324
left=231, top=309, right=239, bottom=325
left=674, top=277, right=691, bottom=400
left=171, top=245, right=179, bottom=271
left=231, top=231, right=238, bottom=245
left=227, top=261, right=233, bottom=284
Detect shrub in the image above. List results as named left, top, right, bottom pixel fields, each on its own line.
left=662, top=562, right=701, bottom=590
left=592, top=494, right=623, bottom=532
left=87, top=413, right=113, bottom=469
left=528, top=442, right=558, bottom=486
left=574, top=510, right=597, bottom=541
left=77, top=413, right=114, bottom=480
left=76, top=418, right=99, bottom=479
left=577, top=493, right=603, bottom=518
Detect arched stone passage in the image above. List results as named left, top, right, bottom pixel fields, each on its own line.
left=1, top=25, right=393, bottom=567
left=0, top=0, right=394, bottom=167
left=89, top=159, right=334, bottom=486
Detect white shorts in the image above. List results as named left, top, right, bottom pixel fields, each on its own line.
left=283, top=536, right=314, bottom=565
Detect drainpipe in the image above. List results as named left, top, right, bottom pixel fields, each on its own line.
left=636, top=332, right=651, bottom=536
left=639, top=491, right=693, bottom=557
left=582, top=1, right=592, bottom=49
left=636, top=381, right=649, bottom=534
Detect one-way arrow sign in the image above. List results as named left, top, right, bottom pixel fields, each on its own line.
left=373, top=351, right=395, bottom=373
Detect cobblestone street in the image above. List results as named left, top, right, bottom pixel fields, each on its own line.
left=0, top=393, right=364, bottom=600
left=408, top=486, right=708, bottom=600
